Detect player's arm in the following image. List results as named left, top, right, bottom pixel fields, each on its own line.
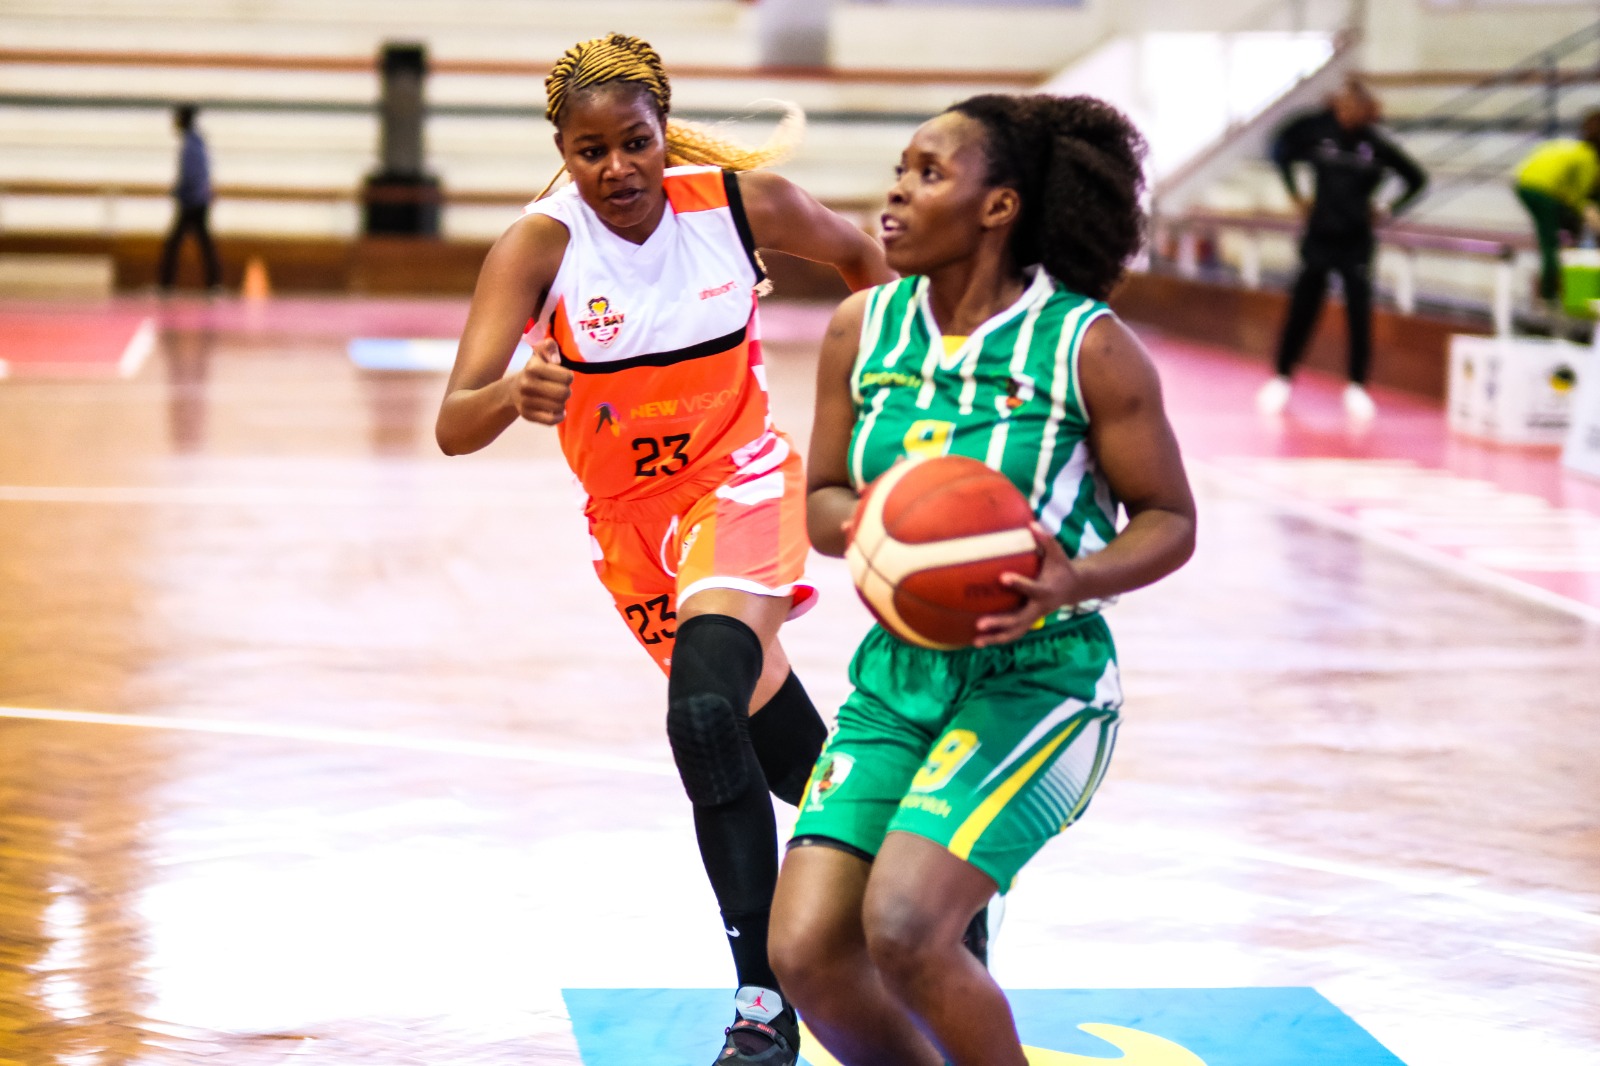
left=976, top=316, right=1196, bottom=646
left=736, top=170, right=896, bottom=292
left=806, top=290, right=873, bottom=557
left=1375, top=133, right=1428, bottom=219
left=1271, top=112, right=1322, bottom=213
left=436, top=213, right=572, bottom=455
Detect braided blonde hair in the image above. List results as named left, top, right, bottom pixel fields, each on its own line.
left=538, top=33, right=803, bottom=197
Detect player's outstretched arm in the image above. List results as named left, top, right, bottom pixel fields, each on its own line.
left=806, top=290, right=873, bottom=556
left=736, top=170, right=896, bottom=292
left=977, top=316, right=1196, bottom=644
left=436, top=214, right=572, bottom=455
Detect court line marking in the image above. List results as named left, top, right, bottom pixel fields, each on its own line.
left=0, top=485, right=562, bottom=506
left=5, top=702, right=1596, bottom=930
left=119, top=316, right=156, bottom=377
left=1196, top=461, right=1600, bottom=626
left=0, top=705, right=678, bottom=778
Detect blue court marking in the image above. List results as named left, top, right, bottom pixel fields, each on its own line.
left=563, top=987, right=1408, bottom=1065
left=347, top=337, right=535, bottom=372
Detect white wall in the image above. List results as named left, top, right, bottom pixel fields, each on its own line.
left=1361, top=0, right=1600, bottom=72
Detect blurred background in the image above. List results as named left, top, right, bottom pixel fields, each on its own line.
left=3, top=4, right=1600, bottom=1066
left=5, top=0, right=1600, bottom=339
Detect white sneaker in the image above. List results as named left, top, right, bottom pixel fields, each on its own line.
left=1343, top=383, right=1376, bottom=421
left=1255, top=376, right=1292, bottom=415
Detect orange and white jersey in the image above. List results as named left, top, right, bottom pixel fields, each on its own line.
left=524, top=165, right=773, bottom=503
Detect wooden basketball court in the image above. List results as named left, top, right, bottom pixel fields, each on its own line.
left=1, top=294, right=1595, bottom=1065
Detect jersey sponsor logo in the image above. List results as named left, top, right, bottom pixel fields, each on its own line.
left=699, top=280, right=738, bottom=300
left=594, top=402, right=621, bottom=436
left=579, top=296, right=626, bottom=346
left=900, top=793, right=953, bottom=818
left=861, top=370, right=923, bottom=389
left=804, top=751, right=854, bottom=812
left=630, top=387, right=737, bottom=421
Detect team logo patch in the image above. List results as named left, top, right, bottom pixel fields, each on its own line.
left=677, top=522, right=702, bottom=566
left=594, top=402, right=620, bottom=436
left=580, top=296, right=626, bottom=347
left=805, top=752, right=854, bottom=812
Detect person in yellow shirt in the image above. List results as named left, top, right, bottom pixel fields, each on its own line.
left=1514, top=110, right=1600, bottom=304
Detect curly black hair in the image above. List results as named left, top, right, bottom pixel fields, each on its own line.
left=945, top=93, right=1147, bottom=300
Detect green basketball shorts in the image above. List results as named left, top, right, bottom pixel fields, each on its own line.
left=792, top=615, right=1121, bottom=891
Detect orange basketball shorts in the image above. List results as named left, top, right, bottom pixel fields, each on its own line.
left=584, top=432, right=817, bottom=674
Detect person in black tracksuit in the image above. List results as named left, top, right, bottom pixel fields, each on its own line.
left=158, top=104, right=223, bottom=293
left=1258, top=79, right=1427, bottom=419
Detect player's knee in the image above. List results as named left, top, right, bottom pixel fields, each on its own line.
left=863, top=892, right=943, bottom=990
left=665, top=614, right=765, bottom=807
left=666, top=692, right=751, bottom=806
left=770, top=920, right=844, bottom=1011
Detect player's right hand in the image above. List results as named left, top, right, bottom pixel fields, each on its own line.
left=510, top=338, right=572, bottom=425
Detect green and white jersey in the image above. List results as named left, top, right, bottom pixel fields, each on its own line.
left=848, top=267, right=1120, bottom=618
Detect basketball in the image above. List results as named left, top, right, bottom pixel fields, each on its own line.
left=846, top=455, right=1043, bottom=650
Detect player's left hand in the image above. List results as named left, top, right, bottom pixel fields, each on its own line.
left=973, top=525, right=1080, bottom=647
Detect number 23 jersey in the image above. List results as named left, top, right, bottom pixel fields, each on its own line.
left=524, top=165, right=774, bottom=502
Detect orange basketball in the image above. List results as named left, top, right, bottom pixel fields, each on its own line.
left=846, top=455, right=1042, bottom=650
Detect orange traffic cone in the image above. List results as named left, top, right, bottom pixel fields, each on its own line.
left=242, top=255, right=271, bottom=301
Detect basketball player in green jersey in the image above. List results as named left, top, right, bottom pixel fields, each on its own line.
left=767, top=94, right=1197, bottom=1066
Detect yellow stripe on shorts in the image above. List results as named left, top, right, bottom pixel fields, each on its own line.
left=947, top=716, right=1089, bottom=861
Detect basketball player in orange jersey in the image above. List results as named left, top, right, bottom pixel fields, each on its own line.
left=768, top=95, right=1197, bottom=1066
left=434, top=34, right=892, bottom=1066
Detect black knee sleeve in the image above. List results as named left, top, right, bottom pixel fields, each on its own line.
left=749, top=671, right=827, bottom=807
left=666, top=615, right=764, bottom=807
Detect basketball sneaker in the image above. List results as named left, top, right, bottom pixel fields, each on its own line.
left=1255, top=375, right=1292, bottom=415
left=1342, top=382, right=1376, bottom=421
left=714, top=985, right=799, bottom=1065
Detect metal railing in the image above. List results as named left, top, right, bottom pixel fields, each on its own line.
left=1398, top=19, right=1600, bottom=217
left=1153, top=209, right=1533, bottom=335
left=0, top=179, right=882, bottom=238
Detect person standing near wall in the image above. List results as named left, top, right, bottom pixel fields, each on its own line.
left=1512, top=110, right=1600, bottom=316
left=158, top=104, right=222, bottom=294
left=1256, top=78, right=1427, bottom=421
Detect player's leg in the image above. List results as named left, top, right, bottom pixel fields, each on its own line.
left=770, top=841, right=945, bottom=1066
left=868, top=617, right=1122, bottom=1066
left=748, top=641, right=827, bottom=807
left=667, top=440, right=824, bottom=1062
left=1516, top=185, right=1566, bottom=303
left=670, top=589, right=800, bottom=1063
left=157, top=206, right=194, bottom=290
left=864, top=833, right=1020, bottom=1066
left=771, top=627, right=958, bottom=1065
left=194, top=203, right=222, bottom=290
left=1272, top=247, right=1332, bottom=378
left=1336, top=251, right=1377, bottom=418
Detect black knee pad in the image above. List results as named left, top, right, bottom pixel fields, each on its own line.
left=667, top=693, right=751, bottom=806
left=667, top=615, right=764, bottom=807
